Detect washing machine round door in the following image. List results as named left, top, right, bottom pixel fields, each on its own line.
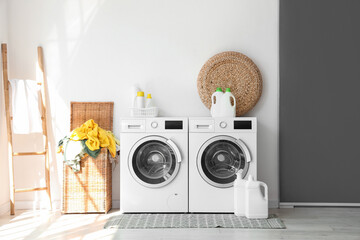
left=128, top=136, right=181, bottom=188
left=197, top=135, right=251, bottom=188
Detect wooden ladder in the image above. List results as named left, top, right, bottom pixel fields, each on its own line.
left=1, top=43, right=52, bottom=215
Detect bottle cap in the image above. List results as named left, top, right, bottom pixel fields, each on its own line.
left=137, top=91, right=144, bottom=97
left=216, top=87, right=223, bottom=92
left=226, top=88, right=231, bottom=92
left=147, top=94, right=152, bottom=99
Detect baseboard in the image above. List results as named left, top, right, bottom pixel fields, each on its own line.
left=269, top=200, right=279, bottom=209
left=112, top=200, right=278, bottom=210
left=2, top=199, right=277, bottom=213
left=112, top=200, right=120, bottom=209
left=14, top=200, right=61, bottom=210
left=0, top=201, right=9, bottom=215
left=280, top=202, right=360, bottom=208
left=0, top=200, right=61, bottom=214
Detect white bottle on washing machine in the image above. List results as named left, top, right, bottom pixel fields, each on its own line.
left=134, top=91, right=145, bottom=108
left=210, top=87, right=224, bottom=117
left=220, top=88, right=236, bottom=117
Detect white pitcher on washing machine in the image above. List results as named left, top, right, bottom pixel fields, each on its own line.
left=210, top=87, right=224, bottom=117
left=210, top=87, right=236, bottom=117
left=220, top=88, right=236, bottom=117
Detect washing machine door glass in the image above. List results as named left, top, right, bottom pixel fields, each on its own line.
left=197, top=136, right=251, bottom=188
left=129, top=136, right=181, bottom=188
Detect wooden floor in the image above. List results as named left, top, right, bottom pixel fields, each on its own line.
left=0, top=208, right=360, bottom=240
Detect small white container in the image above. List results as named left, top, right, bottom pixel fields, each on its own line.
left=134, top=91, right=145, bottom=108
left=245, top=175, right=268, bottom=219
left=210, top=88, right=224, bottom=117
left=145, top=93, right=154, bottom=108
left=234, top=171, right=246, bottom=216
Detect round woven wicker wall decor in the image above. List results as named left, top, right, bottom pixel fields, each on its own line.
left=197, top=51, right=262, bottom=116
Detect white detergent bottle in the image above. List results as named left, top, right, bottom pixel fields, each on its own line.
left=134, top=91, right=145, bottom=108
left=145, top=94, right=154, bottom=108
left=210, top=87, right=224, bottom=117
left=220, top=88, right=236, bottom=117
left=245, top=175, right=268, bottom=219
left=234, top=170, right=247, bottom=216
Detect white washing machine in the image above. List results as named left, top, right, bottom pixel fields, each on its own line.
left=189, top=117, right=257, bottom=212
left=120, top=117, right=188, bottom=213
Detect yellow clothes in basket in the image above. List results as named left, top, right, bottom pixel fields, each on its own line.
left=70, top=119, right=117, bottom=157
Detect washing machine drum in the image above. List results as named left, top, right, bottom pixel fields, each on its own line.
left=197, top=136, right=251, bottom=188
left=129, top=136, right=181, bottom=188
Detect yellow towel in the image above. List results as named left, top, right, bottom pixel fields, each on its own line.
left=69, top=119, right=117, bottom=157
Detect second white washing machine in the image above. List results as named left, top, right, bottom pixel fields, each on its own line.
left=189, top=117, right=257, bottom=212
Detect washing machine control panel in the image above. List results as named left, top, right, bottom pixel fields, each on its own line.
left=121, top=118, right=188, bottom=133
left=145, top=118, right=188, bottom=132
left=189, top=118, right=256, bottom=133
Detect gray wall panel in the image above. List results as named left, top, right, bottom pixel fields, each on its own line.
left=280, top=0, right=360, bottom=203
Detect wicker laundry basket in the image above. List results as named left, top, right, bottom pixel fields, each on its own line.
left=62, top=102, right=113, bottom=214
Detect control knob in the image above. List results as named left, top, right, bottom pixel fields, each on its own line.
left=151, top=121, right=158, bottom=128
left=219, top=121, right=227, bottom=128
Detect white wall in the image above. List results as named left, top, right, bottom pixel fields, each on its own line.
left=0, top=0, right=10, bottom=214
left=3, top=0, right=279, bottom=210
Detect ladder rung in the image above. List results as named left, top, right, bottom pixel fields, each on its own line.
left=15, top=187, right=47, bottom=193
left=11, top=116, right=45, bottom=120
left=13, top=151, right=46, bottom=156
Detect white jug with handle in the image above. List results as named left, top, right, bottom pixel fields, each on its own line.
left=220, top=88, right=236, bottom=117
left=234, top=170, right=247, bottom=216
left=245, top=175, right=268, bottom=219
left=210, top=87, right=224, bottom=117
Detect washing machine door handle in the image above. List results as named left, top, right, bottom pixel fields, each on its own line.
left=166, top=139, right=182, bottom=163
left=235, top=138, right=252, bottom=163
